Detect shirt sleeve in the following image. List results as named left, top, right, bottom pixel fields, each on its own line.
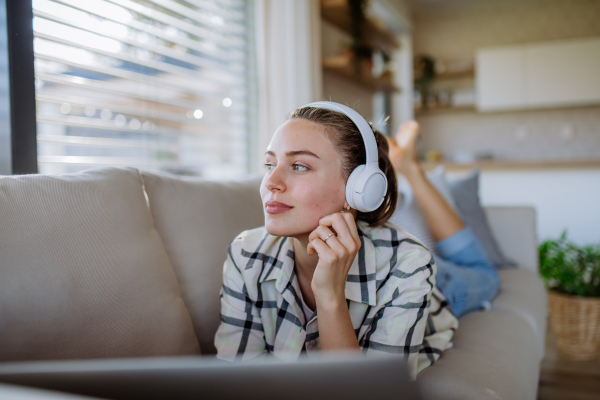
left=358, top=243, right=436, bottom=380
left=214, top=243, right=266, bottom=361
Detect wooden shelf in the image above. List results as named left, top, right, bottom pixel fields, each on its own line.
left=414, top=61, right=475, bottom=82
left=414, top=105, right=476, bottom=116
left=435, top=68, right=475, bottom=80
left=323, top=56, right=399, bottom=93
left=422, top=159, right=600, bottom=171
left=321, top=0, right=399, bottom=54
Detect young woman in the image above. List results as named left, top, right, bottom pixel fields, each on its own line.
left=215, top=103, right=458, bottom=379
left=387, top=122, right=500, bottom=317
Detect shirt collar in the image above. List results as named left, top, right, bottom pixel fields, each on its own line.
left=258, top=222, right=378, bottom=307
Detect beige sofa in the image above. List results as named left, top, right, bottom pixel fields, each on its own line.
left=0, top=167, right=547, bottom=399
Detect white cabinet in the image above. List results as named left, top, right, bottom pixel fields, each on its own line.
left=476, top=47, right=527, bottom=111
left=476, top=37, right=600, bottom=112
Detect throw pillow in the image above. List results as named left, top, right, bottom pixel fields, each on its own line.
left=446, top=169, right=517, bottom=268
left=388, top=166, right=457, bottom=255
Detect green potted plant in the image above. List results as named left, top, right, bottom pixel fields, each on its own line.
left=539, top=231, right=600, bottom=360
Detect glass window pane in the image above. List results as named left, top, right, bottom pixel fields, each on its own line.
left=33, top=0, right=252, bottom=179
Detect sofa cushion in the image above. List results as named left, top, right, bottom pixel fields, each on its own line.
left=418, top=309, right=540, bottom=400
left=0, top=167, right=200, bottom=361
left=483, top=206, right=538, bottom=273
left=492, top=268, right=548, bottom=360
left=140, top=172, right=264, bottom=354
left=447, top=170, right=516, bottom=269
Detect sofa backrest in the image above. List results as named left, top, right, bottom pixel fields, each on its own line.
left=140, top=171, right=264, bottom=354
left=0, top=167, right=537, bottom=360
left=0, top=168, right=200, bottom=362
left=483, top=206, right=538, bottom=273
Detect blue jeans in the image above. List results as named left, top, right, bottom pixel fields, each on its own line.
left=433, top=227, right=500, bottom=318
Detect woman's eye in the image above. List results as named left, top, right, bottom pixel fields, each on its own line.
left=293, top=164, right=308, bottom=172
left=264, top=163, right=275, bottom=171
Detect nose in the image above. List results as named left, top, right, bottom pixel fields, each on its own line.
left=264, top=164, right=286, bottom=193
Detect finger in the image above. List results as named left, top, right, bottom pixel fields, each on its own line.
left=308, top=225, right=335, bottom=243
left=308, top=226, right=336, bottom=255
left=310, top=238, right=338, bottom=264
left=319, top=213, right=359, bottom=254
left=320, top=232, right=351, bottom=259
left=319, top=213, right=350, bottom=242
left=341, top=212, right=361, bottom=249
left=311, top=219, right=356, bottom=260
left=307, top=241, right=315, bottom=256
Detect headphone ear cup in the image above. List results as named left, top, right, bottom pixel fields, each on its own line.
left=346, top=165, right=388, bottom=213
left=345, top=165, right=365, bottom=210
left=361, top=172, right=387, bottom=211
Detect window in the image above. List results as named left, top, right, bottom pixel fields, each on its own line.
left=33, top=0, right=254, bottom=179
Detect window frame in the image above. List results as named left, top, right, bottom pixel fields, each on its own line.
left=5, top=0, right=38, bottom=174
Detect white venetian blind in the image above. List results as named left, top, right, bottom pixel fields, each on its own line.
left=33, top=0, right=253, bottom=179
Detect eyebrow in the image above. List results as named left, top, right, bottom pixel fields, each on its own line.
left=265, top=150, right=321, bottom=159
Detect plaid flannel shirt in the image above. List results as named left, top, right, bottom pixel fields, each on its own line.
left=214, top=221, right=458, bottom=379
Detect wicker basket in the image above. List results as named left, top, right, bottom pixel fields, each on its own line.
left=548, top=290, right=600, bottom=360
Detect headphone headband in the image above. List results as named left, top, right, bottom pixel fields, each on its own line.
left=302, top=101, right=378, bottom=166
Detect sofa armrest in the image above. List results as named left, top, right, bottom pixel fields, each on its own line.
left=483, top=206, right=538, bottom=274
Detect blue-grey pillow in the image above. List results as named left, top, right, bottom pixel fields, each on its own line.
left=446, top=169, right=517, bottom=268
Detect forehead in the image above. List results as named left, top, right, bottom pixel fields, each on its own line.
left=268, top=118, right=336, bottom=156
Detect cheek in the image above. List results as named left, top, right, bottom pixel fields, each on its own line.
left=297, top=180, right=346, bottom=221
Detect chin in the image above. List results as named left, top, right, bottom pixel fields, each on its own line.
left=264, top=214, right=317, bottom=238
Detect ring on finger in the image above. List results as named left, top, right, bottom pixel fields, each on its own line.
left=324, top=233, right=335, bottom=241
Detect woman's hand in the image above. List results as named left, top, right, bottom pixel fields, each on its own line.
left=387, top=120, right=421, bottom=178
left=306, top=212, right=361, bottom=309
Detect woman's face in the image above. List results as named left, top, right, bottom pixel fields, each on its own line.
left=260, top=118, right=347, bottom=238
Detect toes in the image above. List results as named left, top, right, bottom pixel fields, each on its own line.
left=396, top=121, right=420, bottom=147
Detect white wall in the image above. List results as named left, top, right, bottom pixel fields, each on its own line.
left=447, top=169, right=600, bottom=246
left=418, top=105, right=600, bottom=162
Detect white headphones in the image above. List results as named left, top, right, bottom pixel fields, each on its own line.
left=301, top=101, right=388, bottom=213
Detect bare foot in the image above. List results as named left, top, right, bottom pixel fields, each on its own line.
left=387, top=121, right=420, bottom=176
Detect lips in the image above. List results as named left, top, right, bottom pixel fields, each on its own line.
left=265, top=200, right=293, bottom=214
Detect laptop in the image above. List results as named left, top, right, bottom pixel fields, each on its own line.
left=0, top=353, right=422, bottom=400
